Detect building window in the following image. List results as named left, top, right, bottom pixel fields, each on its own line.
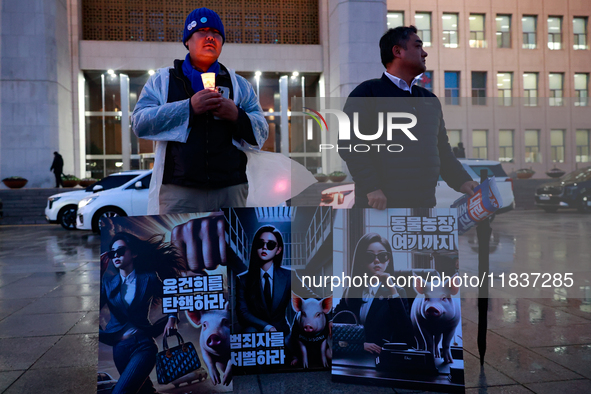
left=576, top=129, right=590, bottom=162
left=525, top=129, right=541, bottom=163
left=497, top=72, right=513, bottom=106
left=472, top=72, right=487, bottom=105
left=387, top=11, right=404, bottom=29
left=573, top=17, right=588, bottom=50
left=523, top=73, right=538, bottom=106
left=448, top=130, right=462, bottom=150
left=548, top=16, right=562, bottom=50
left=496, top=15, right=511, bottom=48
left=575, top=73, right=589, bottom=106
left=522, top=15, right=537, bottom=49
left=551, top=129, right=565, bottom=163
left=549, top=73, right=564, bottom=106
left=442, top=13, right=459, bottom=48
left=417, top=71, right=433, bottom=92
left=445, top=71, right=460, bottom=105
left=415, top=12, right=432, bottom=47
left=472, top=130, right=488, bottom=159
left=499, top=130, right=514, bottom=163
left=469, top=14, right=486, bottom=48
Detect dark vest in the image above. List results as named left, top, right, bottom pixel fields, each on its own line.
left=163, top=60, right=248, bottom=189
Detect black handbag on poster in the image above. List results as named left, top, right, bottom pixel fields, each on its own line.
left=332, top=310, right=365, bottom=355
left=156, top=332, right=201, bottom=385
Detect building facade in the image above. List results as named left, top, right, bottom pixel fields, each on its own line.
left=0, top=0, right=589, bottom=187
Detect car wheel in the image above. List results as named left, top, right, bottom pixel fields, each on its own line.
left=92, top=207, right=126, bottom=233
left=58, top=205, right=78, bottom=230
left=542, top=207, right=559, bottom=213
left=577, top=194, right=591, bottom=214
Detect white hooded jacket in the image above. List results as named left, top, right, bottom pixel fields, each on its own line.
left=131, top=66, right=268, bottom=214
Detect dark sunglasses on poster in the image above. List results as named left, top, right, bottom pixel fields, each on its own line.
left=107, top=246, right=127, bottom=259
left=365, top=251, right=390, bottom=264
left=255, top=239, right=278, bottom=251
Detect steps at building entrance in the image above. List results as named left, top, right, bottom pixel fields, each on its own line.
left=0, top=188, right=81, bottom=225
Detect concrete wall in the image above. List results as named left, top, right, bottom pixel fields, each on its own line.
left=78, top=41, right=323, bottom=73
left=0, top=0, right=73, bottom=188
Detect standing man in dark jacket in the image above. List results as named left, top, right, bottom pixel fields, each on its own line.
left=339, top=26, right=478, bottom=209
left=50, top=151, right=63, bottom=188
left=132, top=8, right=268, bottom=214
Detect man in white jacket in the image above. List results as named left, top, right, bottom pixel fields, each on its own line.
left=132, top=8, right=268, bottom=214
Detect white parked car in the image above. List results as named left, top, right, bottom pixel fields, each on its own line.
left=435, top=159, right=515, bottom=213
left=76, top=170, right=151, bottom=232
left=45, top=171, right=147, bottom=229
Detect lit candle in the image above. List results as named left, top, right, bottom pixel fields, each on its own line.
left=201, top=73, right=216, bottom=91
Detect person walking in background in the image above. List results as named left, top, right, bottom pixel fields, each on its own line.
left=453, top=142, right=466, bottom=158
left=50, top=151, right=64, bottom=188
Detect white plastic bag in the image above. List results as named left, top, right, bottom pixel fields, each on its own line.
left=241, top=149, right=317, bottom=207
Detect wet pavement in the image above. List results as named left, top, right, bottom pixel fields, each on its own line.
left=0, top=211, right=590, bottom=393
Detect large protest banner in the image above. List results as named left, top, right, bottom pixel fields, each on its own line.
left=223, top=207, right=333, bottom=375
left=98, top=213, right=232, bottom=393
left=331, top=208, right=465, bottom=393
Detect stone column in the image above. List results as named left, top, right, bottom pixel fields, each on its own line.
left=0, top=0, right=73, bottom=187
left=322, top=0, right=387, bottom=173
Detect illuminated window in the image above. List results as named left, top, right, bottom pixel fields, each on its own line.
left=525, top=130, right=541, bottom=163
left=496, top=15, right=511, bottom=48
left=442, top=13, right=459, bottom=48
left=497, top=72, right=513, bottom=106
left=576, top=129, right=590, bottom=162
left=499, top=130, right=514, bottom=163
left=549, top=73, right=564, bottom=106
left=472, top=130, right=488, bottom=159
left=415, top=12, right=432, bottom=47
left=445, top=71, right=460, bottom=105
left=469, top=14, right=486, bottom=48
left=573, top=17, right=587, bottom=50
left=448, top=130, right=462, bottom=149
left=551, top=129, right=565, bottom=163
left=522, top=16, right=537, bottom=49
left=387, top=12, right=404, bottom=29
left=523, top=73, right=538, bottom=106
left=575, top=73, right=589, bottom=106
left=548, top=16, right=562, bottom=50
left=471, top=72, right=486, bottom=105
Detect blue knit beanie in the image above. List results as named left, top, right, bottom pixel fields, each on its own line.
left=183, top=8, right=225, bottom=48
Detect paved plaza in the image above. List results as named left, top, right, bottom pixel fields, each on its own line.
left=0, top=210, right=590, bottom=393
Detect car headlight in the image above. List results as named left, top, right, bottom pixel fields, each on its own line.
left=48, top=196, right=61, bottom=202
left=78, top=197, right=97, bottom=208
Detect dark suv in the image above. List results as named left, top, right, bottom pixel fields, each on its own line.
left=535, top=166, right=591, bottom=213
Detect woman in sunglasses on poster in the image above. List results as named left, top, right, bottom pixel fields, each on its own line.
left=236, top=225, right=316, bottom=336
left=235, top=225, right=291, bottom=334
left=334, top=233, right=414, bottom=354
left=99, top=232, right=184, bottom=394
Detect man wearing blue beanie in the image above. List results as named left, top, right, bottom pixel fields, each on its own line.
left=132, top=8, right=268, bottom=215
